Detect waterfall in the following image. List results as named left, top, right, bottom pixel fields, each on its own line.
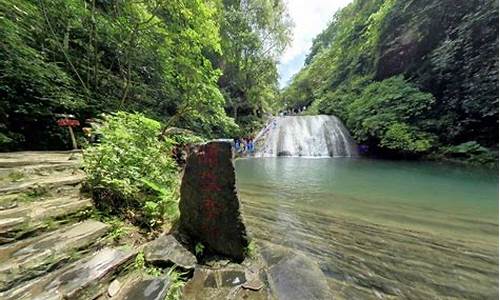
left=254, top=115, right=357, bottom=157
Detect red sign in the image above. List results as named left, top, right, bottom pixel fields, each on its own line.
left=57, top=118, right=80, bottom=127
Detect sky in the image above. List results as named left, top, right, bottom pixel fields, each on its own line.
left=278, top=0, right=352, bottom=88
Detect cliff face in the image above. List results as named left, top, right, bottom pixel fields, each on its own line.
left=283, top=0, right=498, bottom=161
left=375, top=0, right=498, bottom=146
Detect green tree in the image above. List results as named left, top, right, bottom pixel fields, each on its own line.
left=215, top=0, right=292, bottom=134
left=0, top=0, right=239, bottom=150
left=282, top=0, right=498, bottom=161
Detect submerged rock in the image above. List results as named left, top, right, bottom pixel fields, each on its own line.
left=259, top=241, right=331, bottom=300
left=179, top=141, right=248, bottom=261
left=144, top=234, right=197, bottom=270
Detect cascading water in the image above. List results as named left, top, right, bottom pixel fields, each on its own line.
left=255, top=115, right=357, bottom=157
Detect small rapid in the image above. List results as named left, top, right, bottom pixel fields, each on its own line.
left=255, top=115, right=357, bottom=157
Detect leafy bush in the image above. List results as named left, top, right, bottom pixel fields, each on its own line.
left=443, top=141, right=498, bottom=166
left=283, top=0, right=498, bottom=163
left=380, top=123, right=435, bottom=152
left=345, top=76, right=436, bottom=153
left=83, top=112, right=179, bottom=229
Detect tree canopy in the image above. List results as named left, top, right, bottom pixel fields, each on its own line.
left=0, top=0, right=291, bottom=150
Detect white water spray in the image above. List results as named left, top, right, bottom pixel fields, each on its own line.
left=255, top=115, right=357, bottom=157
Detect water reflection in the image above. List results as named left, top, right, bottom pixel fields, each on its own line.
left=236, top=158, right=499, bottom=299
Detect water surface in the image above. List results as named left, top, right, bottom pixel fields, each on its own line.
left=235, top=158, right=498, bottom=299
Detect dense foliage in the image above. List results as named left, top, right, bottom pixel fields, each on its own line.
left=284, top=0, right=498, bottom=162
left=0, top=0, right=291, bottom=150
left=83, top=112, right=180, bottom=228
left=215, top=0, right=291, bottom=134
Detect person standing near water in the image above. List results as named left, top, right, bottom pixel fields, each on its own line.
left=234, top=138, right=240, bottom=152
left=248, top=138, right=254, bottom=153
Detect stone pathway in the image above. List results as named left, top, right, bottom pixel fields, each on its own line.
left=0, top=150, right=334, bottom=300
left=0, top=151, right=140, bottom=299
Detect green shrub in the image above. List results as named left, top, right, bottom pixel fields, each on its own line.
left=380, top=123, right=435, bottom=152
left=346, top=76, right=437, bottom=153
left=83, top=111, right=179, bottom=229
left=443, top=141, right=498, bottom=166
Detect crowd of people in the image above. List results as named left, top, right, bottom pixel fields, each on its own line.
left=279, top=106, right=307, bottom=116
left=233, top=137, right=255, bottom=155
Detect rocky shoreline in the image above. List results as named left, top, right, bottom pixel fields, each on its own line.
left=0, top=145, right=336, bottom=299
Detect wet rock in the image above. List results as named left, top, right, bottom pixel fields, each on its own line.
left=194, top=266, right=246, bottom=288
left=179, top=141, right=248, bottom=261
left=183, top=265, right=271, bottom=300
left=220, top=269, right=246, bottom=287
left=0, top=220, right=109, bottom=291
left=144, top=234, right=197, bottom=270
left=277, top=151, right=292, bottom=157
left=242, top=277, right=264, bottom=291
left=185, top=254, right=271, bottom=297
left=119, top=277, right=171, bottom=300
left=259, top=241, right=331, bottom=300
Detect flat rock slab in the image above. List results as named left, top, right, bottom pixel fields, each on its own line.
left=0, top=162, right=80, bottom=180
left=0, top=220, right=109, bottom=291
left=179, top=141, right=248, bottom=261
left=0, top=174, right=84, bottom=195
left=117, top=277, right=171, bottom=300
left=0, top=151, right=81, bottom=168
left=0, top=247, right=135, bottom=300
left=182, top=264, right=271, bottom=300
left=183, top=259, right=274, bottom=300
left=259, top=241, right=331, bottom=300
left=0, top=196, right=92, bottom=235
left=144, top=234, right=197, bottom=270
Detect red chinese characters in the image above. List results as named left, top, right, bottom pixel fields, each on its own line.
left=198, top=143, right=224, bottom=239
left=200, top=171, right=221, bottom=192
left=202, top=197, right=221, bottom=219
left=198, top=143, right=219, bottom=167
left=57, top=118, right=80, bottom=127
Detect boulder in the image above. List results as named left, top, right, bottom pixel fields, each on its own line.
left=259, top=241, right=332, bottom=300
left=179, top=141, right=248, bottom=261
left=144, top=234, right=197, bottom=270
left=277, top=151, right=292, bottom=157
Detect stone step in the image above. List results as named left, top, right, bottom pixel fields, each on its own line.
left=0, top=220, right=110, bottom=291
left=0, top=185, right=82, bottom=213
left=0, top=173, right=85, bottom=196
left=0, top=162, right=80, bottom=180
left=0, top=151, right=81, bottom=168
left=0, top=195, right=93, bottom=241
left=0, top=247, right=136, bottom=300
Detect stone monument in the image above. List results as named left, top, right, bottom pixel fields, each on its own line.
left=179, top=141, right=248, bottom=261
